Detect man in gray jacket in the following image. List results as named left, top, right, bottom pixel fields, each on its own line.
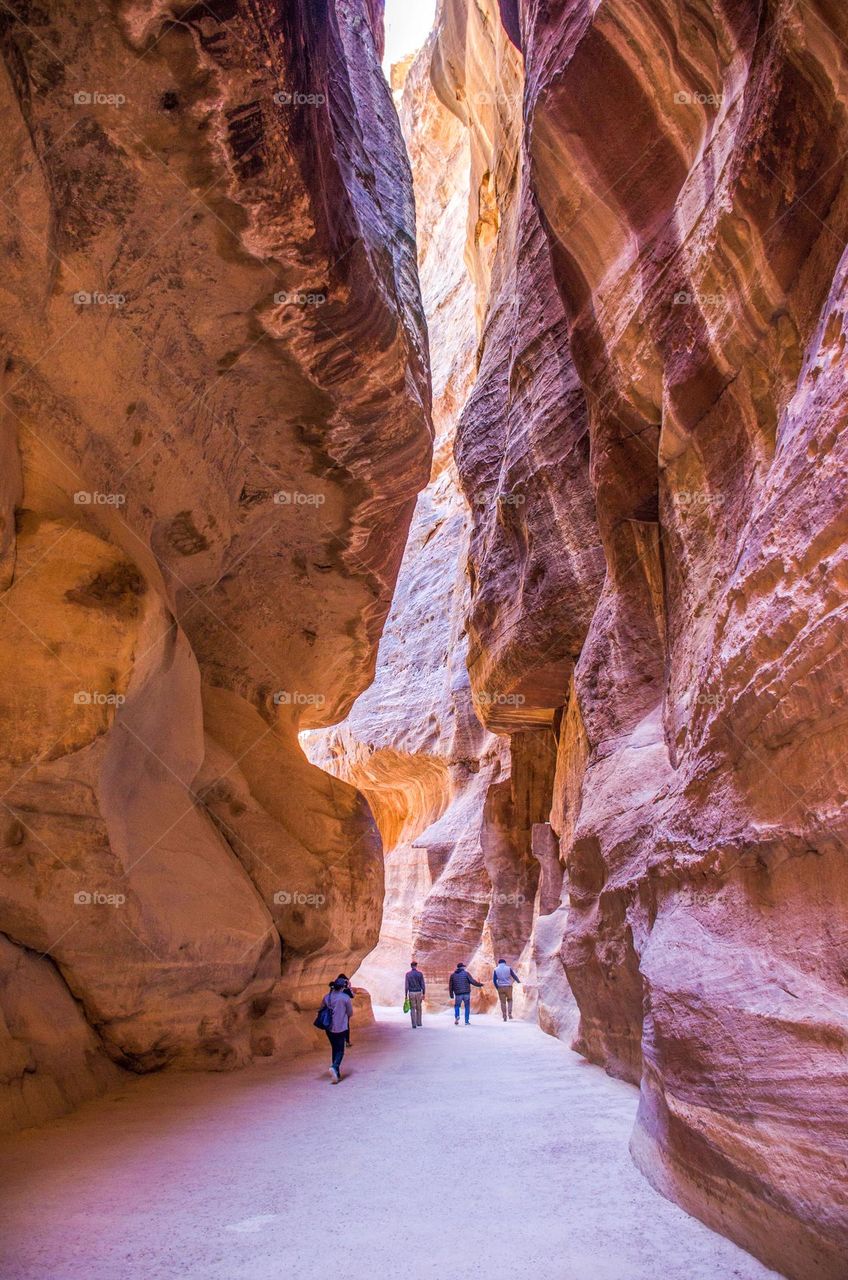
left=404, top=960, right=426, bottom=1028
left=449, top=962, right=484, bottom=1025
left=492, top=958, right=521, bottom=1021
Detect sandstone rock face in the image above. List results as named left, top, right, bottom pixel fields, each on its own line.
left=3, top=2, right=846, bottom=1274
left=439, top=0, right=848, bottom=1275
left=411, top=0, right=593, bottom=1025
left=0, top=0, right=431, bottom=1131
left=303, top=33, right=511, bottom=1009
left=437, top=0, right=605, bottom=736
left=0, top=934, right=121, bottom=1134
left=304, top=24, right=560, bottom=1011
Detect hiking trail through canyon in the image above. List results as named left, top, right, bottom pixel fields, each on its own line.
left=0, top=1009, right=779, bottom=1280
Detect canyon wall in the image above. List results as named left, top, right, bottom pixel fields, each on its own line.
left=305, top=15, right=564, bottom=1010
left=304, top=33, right=512, bottom=1009
left=434, top=0, right=848, bottom=1276
left=2, top=2, right=845, bottom=1274
left=425, top=0, right=597, bottom=1020
left=0, top=0, right=432, bottom=1133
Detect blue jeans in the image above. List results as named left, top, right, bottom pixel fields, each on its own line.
left=454, top=993, right=470, bottom=1023
left=327, top=1030, right=346, bottom=1071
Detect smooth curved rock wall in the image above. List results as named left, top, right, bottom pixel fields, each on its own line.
left=439, top=0, right=848, bottom=1275
left=0, top=0, right=431, bottom=1131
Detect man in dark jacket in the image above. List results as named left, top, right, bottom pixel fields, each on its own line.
left=448, top=962, right=483, bottom=1025
left=404, top=960, right=426, bottom=1028
left=492, top=958, right=521, bottom=1020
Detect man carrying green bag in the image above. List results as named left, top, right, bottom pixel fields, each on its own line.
left=404, top=960, right=426, bottom=1028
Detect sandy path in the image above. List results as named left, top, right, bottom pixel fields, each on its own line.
left=0, top=1007, right=780, bottom=1280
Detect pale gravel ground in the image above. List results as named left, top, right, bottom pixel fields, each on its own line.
left=0, top=1007, right=782, bottom=1280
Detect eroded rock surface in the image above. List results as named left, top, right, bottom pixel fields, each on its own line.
left=0, top=0, right=431, bottom=1130
left=435, top=0, right=848, bottom=1275
left=2, top=2, right=846, bottom=1275
left=304, top=34, right=512, bottom=1007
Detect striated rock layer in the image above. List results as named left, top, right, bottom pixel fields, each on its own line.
left=397, top=0, right=589, bottom=1023
left=304, top=34, right=511, bottom=1009
left=0, top=0, right=432, bottom=1132
left=305, top=22, right=563, bottom=1011
left=435, top=0, right=848, bottom=1275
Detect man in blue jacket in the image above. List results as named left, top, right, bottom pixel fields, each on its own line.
left=492, top=958, right=521, bottom=1020
left=448, top=962, right=483, bottom=1025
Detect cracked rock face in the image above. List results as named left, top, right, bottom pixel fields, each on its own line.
left=0, top=0, right=431, bottom=1131
left=431, top=0, right=848, bottom=1275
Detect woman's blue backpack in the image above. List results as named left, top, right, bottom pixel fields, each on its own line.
left=314, top=1001, right=332, bottom=1031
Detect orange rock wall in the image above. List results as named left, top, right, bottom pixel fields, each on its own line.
left=0, top=0, right=431, bottom=1132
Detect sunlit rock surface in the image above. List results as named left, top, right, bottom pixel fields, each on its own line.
left=0, top=0, right=431, bottom=1131
left=3, top=1, right=846, bottom=1273
left=436, top=0, right=848, bottom=1275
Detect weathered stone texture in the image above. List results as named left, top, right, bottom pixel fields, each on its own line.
left=438, top=0, right=848, bottom=1275
left=0, top=0, right=431, bottom=1130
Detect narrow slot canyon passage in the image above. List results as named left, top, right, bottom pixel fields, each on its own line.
left=0, top=1011, right=777, bottom=1280
left=0, top=1, right=846, bottom=1278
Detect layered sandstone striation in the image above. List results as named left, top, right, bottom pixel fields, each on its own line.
left=438, top=0, right=848, bottom=1275
left=304, top=34, right=511, bottom=1007
left=305, top=23, right=562, bottom=1008
left=0, top=0, right=431, bottom=1132
left=3, top=1, right=846, bottom=1273
left=420, top=0, right=597, bottom=1023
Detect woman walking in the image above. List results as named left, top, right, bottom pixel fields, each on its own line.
left=320, top=977, right=353, bottom=1083
left=331, top=973, right=355, bottom=1045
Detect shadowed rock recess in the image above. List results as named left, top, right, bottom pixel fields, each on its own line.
left=1, top=1, right=847, bottom=1278
left=0, top=0, right=431, bottom=1131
